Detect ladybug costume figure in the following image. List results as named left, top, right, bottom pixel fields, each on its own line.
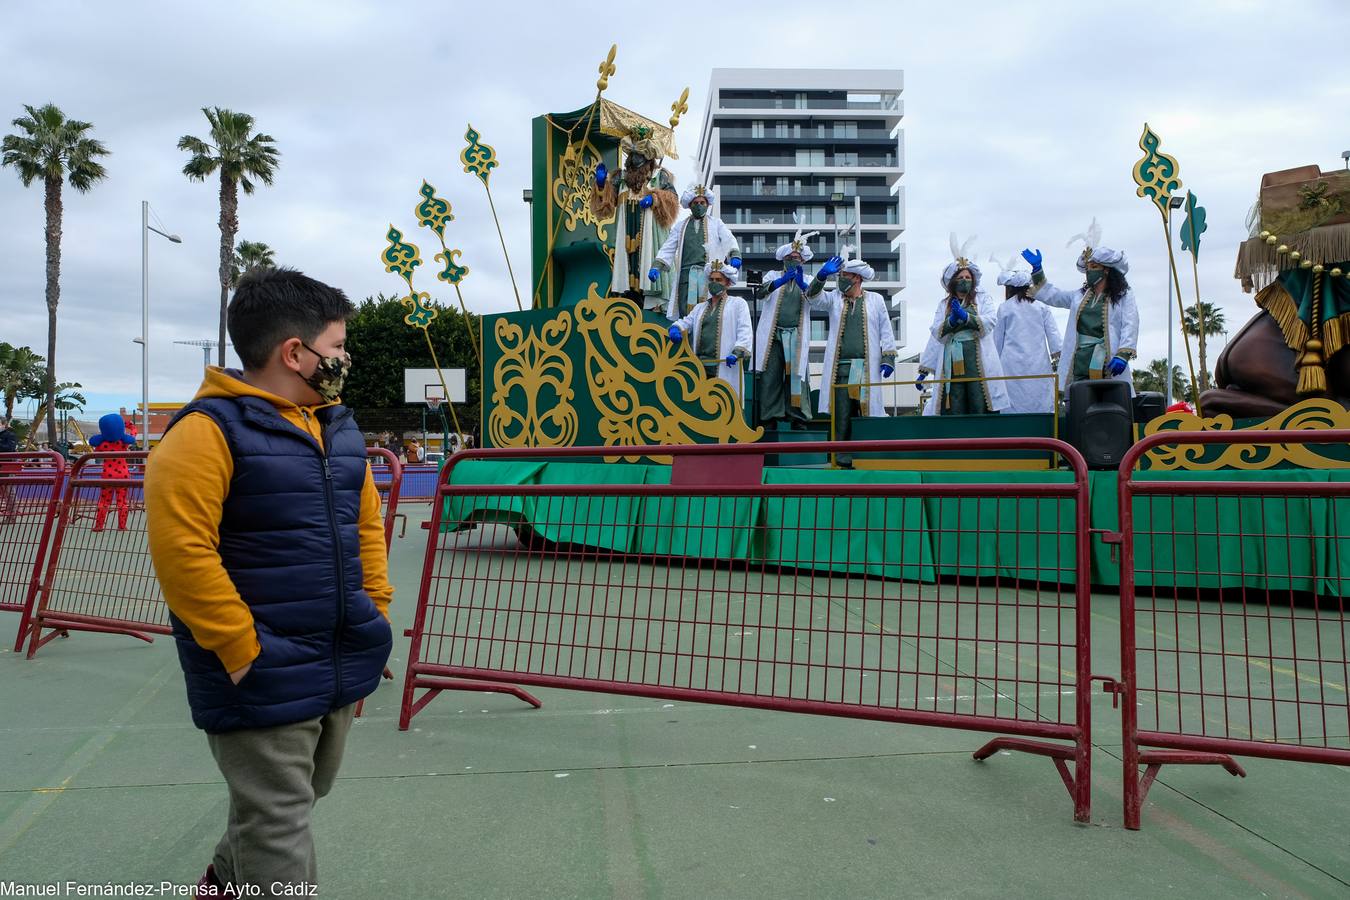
left=90, top=413, right=135, bottom=532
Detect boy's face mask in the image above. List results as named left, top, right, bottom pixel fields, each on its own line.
left=300, top=343, right=351, bottom=403
left=708, top=281, right=727, bottom=297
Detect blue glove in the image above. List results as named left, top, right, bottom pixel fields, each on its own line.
left=771, top=271, right=792, bottom=290
left=639, top=193, right=654, bottom=209
left=916, top=371, right=928, bottom=384
left=1107, top=355, right=1128, bottom=376
left=725, top=354, right=739, bottom=368
left=793, top=266, right=808, bottom=290
left=818, top=255, right=844, bottom=277
left=948, top=300, right=969, bottom=326
left=595, top=163, right=607, bottom=188
left=648, top=267, right=660, bottom=283
left=1021, top=248, right=1043, bottom=272
left=728, top=257, right=742, bottom=269
left=668, top=325, right=682, bottom=343
left=879, top=364, right=894, bottom=379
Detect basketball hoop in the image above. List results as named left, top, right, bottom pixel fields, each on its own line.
left=426, top=395, right=444, bottom=413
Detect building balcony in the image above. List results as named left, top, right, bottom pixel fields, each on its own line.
left=717, top=185, right=900, bottom=200
left=716, top=154, right=900, bottom=169
left=718, top=97, right=902, bottom=112
left=716, top=130, right=899, bottom=146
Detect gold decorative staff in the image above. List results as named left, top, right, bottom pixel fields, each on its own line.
left=414, top=180, right=482, bottom=367
left=1132, top=122, right=1202, bottom=415
left=461, top=124, right=522, bottom=311
left=380, top=225, right=465, bottom=437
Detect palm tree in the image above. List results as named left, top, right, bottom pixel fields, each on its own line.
left=1183, top=301, right=1227, bottom=394
left=26, top=382, right=85, bottom=448
left=0, top=343, right=47, bottom=420
left=1133, top=358, right=1189, bottom=400
left=2, top=104, right=109, bottom=444
left=230, top=239, right=276, bottom=287
left=178, top=108, right=280, bottom=366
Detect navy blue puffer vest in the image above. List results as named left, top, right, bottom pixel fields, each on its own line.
left=165, top=395, right=392, bottom=733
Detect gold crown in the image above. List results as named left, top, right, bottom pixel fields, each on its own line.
left=955, top=256, right=973, bottom=269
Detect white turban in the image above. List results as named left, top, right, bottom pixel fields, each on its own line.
left=775, top=229, right=818, bottom=263
left=680, top=185, right=715, bottom=208
left=941, top=261, right=982, bottom=290
left=841, top=258, right=875, bottom=281
left=1076, top=246, right=1129, bottom=275
left=997, top=267, right=1031, bottom=288
left=704, top=260, right=739, bottom=280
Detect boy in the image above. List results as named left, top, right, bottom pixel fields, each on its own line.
left=145, top=268, right=393, bottom=895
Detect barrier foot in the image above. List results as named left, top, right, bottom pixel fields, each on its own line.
left=399, top=676, right=544, bottom=730
left=1135, top=749, right=1247, bottom=808
left=28, top=621, right=152, bottom=658
left=974, top=736, right=1088, bottom=823
left=25, top=627, right=71, bottom=657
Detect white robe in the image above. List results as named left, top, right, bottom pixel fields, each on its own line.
left=814, top=290, right=897, bottom=417
left=752, top=271, right=812, bottom=377
left=923, top=291, right=1011, bottom=415
left=1029, top=279, right=1140, bottom=393
left=658, top=215, right=740, bottom=321
left=917, top=334, right=943, bottom=416
left=994, top=297, right=1063, bottom=414
left=672, top=295, right=754, bottom=398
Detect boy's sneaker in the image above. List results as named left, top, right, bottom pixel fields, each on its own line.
left=195, top=864, right=223, bottom=897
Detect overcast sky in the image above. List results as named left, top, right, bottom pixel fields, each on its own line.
left=2, top=0, right=1347, bottom=418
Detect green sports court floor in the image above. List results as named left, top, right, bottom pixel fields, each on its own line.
left=1, top=508, right=1347, bottom=899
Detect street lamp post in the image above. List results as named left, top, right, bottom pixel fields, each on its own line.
left=139, top=201, right=181, bottom=447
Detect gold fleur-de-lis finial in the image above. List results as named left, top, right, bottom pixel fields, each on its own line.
left=669, top=87, right=690, bottom=130
left=596, top=44, right=617, bottom=94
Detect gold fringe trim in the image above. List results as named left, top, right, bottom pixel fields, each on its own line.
left=1254, top=280, right=1307, bottom=352
left=1234, top=222, right=1350, bottom=280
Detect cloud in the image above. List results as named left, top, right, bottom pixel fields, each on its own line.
left=1, top=0, right=1344, bottom=416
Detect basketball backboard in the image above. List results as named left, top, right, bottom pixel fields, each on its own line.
left=402, top=367, right=466, bottom=404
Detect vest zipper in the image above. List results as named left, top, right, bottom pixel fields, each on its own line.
left=321, top=455, right=346, bottom=704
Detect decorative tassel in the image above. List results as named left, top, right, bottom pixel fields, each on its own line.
left=1297, top=339, right=1327, bottom=395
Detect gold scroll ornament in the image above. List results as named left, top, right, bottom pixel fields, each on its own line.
left=574, top=288, right=761, bottom=462
left=488, top=313, right=578, bottom=450
left=1141, top=398, right=1350, bottom=470
left=552, top=140, right=613, bottom=243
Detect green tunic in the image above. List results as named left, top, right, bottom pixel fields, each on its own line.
left=696, top=300, right=721, bottom=361
left=1072, top=294, right=1107, bottom=383
left=938, top=299, right=989, bottom=415
left=758, top=281, right=808, bottom=425
left=832, top=297, right=869, bottom=466
left=674, top=220, right=706, bottom=318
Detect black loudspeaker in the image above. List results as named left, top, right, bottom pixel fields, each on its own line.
left=1065, top=380, right=1133, bottom=469
left=1132, top=391, right=1165, bottom=424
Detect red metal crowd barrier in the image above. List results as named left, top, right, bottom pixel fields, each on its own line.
left=1115, top=430, right=1350, bottom=830
left=26, top=451, right=165, bottom=656
left=401, top=439, right=1096, bottom=822
left=367, top=447, right=404, bottom=548
left=0, top=451, right=67, bottom=652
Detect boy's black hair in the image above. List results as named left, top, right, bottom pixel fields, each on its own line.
left=227, top=267, right=354, bottom=370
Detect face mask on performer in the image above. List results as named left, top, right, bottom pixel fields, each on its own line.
left=690, top=199, right=708, bottom=219
left=708, top=281, right=727, bottom=298
left=1086, top=267, right=1105, bottom=287
left=954, top=278, right=973, bottom=296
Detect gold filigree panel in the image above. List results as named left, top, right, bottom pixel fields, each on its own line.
left=552, top=140, right=613, bottom=243
left=1142, top=398, right=1350, bottom=470
left=489, top=313, right=578, bottom=449
left=574, top=288, right=761, bottom=462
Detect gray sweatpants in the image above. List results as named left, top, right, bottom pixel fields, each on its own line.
left=206, top=704, right=356, bottom=895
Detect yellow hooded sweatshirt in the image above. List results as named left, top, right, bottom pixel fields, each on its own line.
left=145, top=368, right=393, bottom=674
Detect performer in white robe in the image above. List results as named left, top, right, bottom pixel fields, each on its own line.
left=753, top=229, right=818, bottom=428
left=1021, top=219, right=1139, bottom=393
left=923, top=235, right=1011, bottom=416
left=806, top=248, right=897, bottom=468
left=654, top=184, right=741, bottom=321
left=589, top=126, right=679, bottom=306
left=992, top=253, right=1062, bottom=414
left=668, top=257, right=753, bottom=400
